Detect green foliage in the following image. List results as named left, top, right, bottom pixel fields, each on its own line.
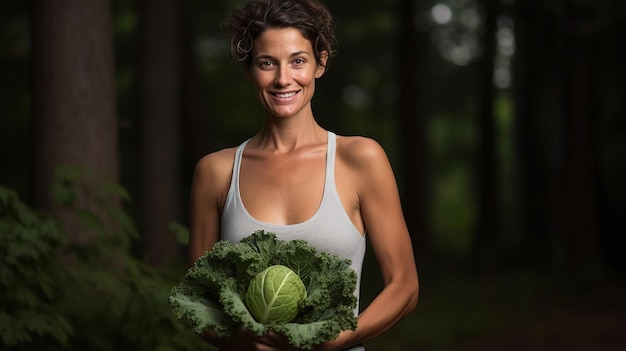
left=169, top=222, right=191, bottom=246
left=0, top=185, right=72, bottom=348
left=169, top=230, right=358, bottom=350
left=0, top=168, right=207, bottom=351
left=428, top=112, right=477, bottom=255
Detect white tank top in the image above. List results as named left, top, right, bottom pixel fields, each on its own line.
left=221, top=131, right=366, bottom=351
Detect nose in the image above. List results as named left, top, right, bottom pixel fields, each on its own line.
left=275, top=66, right=292, bottom=87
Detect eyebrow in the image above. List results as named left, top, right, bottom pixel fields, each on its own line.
left=254, top=51, right=312, bottom=60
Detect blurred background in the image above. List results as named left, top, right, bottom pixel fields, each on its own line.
left=1, top=0, right=625, bottom=350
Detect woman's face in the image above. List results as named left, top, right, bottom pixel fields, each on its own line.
left=249, top=27, right=326, bottom=119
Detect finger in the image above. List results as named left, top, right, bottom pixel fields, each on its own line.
left=253, top=343, right=281, bottom=351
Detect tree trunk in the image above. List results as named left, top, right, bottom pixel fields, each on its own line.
left=473, top=0, right=500, bottom=260
left=31, top=0, right=118, bottom=240
left=138, top=0, right=182, bottom=266
left=513, top=0, right=562, bottom=267
left=513, top=0, right=602, bottom=271
left=181, top=3, right=212, bottom=191
left=398, top=0, right=430, bottom=259
left=556, top=0, right=601, bottom=271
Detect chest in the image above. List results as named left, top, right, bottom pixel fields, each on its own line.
left=239, top=149, right=327, bottom=225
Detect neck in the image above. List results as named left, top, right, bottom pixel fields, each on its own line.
left=252, top=119, right=327, bottom=152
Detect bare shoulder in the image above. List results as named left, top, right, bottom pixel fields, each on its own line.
left=192, top=147, right=238, bottom=194
left=195, top=147, right=237, bottom=175
left=335, top=135, right=390, bottom=168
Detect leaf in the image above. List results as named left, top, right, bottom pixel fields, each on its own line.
left=169, top=286, right=234, bottom=336
left=168, top=231, right=358, bottom=349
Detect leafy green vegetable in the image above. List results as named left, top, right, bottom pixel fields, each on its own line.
left=245, top=264, right=307, bottom=324
left=169, top=230, right=358, bottom=350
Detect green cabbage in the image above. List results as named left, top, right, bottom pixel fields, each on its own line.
left=168, top=230, right=358, bottom=350
left=245, top=265, right=307, bottom=323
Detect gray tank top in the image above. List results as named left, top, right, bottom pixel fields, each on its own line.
left=221, top=131, right=366, bottom=351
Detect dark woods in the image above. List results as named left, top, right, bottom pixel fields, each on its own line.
left=1, top=0, right=625, bottom=350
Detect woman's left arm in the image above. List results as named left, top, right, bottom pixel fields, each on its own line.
left=328, top=137, right=419, bottom=350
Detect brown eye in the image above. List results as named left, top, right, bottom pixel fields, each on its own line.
left=259, top=60, right=275, bottom=69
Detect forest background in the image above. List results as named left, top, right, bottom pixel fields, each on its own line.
left=1, top=0, right=625, bottom=350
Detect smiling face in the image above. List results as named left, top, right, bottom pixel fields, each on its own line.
left=249, top=27, right=327, bottom=120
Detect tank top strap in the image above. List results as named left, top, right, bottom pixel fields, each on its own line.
left=325, top=131, right=336, bottom=189
left=230, top=138, right=249, bottom=196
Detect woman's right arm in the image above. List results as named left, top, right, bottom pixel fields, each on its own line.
left=187, top=149, right=255, bottom=349
left=187, top=149, right=235, bottom=265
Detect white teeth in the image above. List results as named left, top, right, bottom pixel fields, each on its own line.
left=275, top=92, right=296, bottom=98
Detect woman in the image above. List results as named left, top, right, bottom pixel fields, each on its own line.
left=188, top=0, right=419, bottom=350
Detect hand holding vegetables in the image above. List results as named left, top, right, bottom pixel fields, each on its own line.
left=169, top=230, right=358, bottom=350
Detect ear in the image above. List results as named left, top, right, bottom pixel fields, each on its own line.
left=315, top=51, right=329, bottom=78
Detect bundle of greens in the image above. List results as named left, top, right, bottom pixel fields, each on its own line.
left=168, top=230, right=358, bottom=350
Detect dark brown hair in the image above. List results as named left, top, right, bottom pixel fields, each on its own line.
left=226, top=0, right=337, bottom=69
